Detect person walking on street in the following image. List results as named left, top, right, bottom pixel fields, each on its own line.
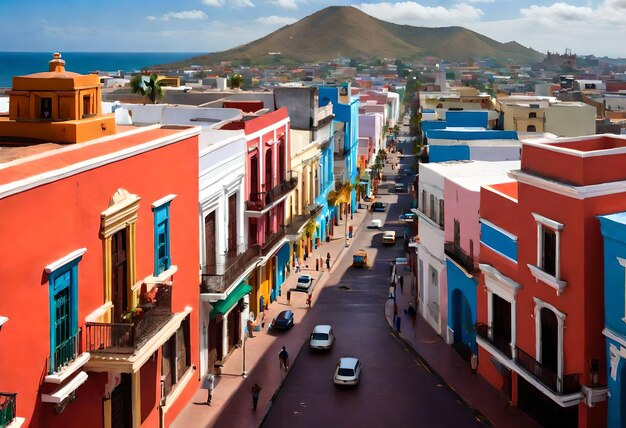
left=306, top=293, right=312, bottom=308
left=393, top=301, right=398, bottom=323
left=251, top=383, right=262, bottom=411
left=471, top=354, right=478, bottom=376
left=203, top=374, right=215, bottom=405
left=278, top=346, right=289, bottom=370
left=326, top=252, right=331, bottom=269
left=399, top=275, right=404, bottom=292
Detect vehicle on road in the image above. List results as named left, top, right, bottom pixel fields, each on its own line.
left=382, top=230, right=396, bottom=245
left=399, top=212, right=416, bottom=222
left=333, top=357, right=361, bottom=386
left=296, top=274, right=314, bottom=291
left=394, top=183, right=404, bottom=192
left=273, top=310, right=294, bottom=330
left=371, top=202, right=386, bottom=212
left=352, top=249, right=368, bottom=267
left=368, top=219, right=382, bottom=229
left=310, top=325, right=335, bottom=350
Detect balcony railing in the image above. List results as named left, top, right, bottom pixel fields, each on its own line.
left=85, top=283, right=174, bottom=354
left=476, top=323, right=512, bottom=359
left=246, top=171, right=298, bottom=211
left=0, top=393, right=16, bottom=428
left=444, top=242, right=478, bottom=274
left=262, top=227, right=286, bottom=256
left=515, top=346, right=581, bottom=395
left=50, top=328, right=82, bottom=374
left=201, top=245, right=261, bottom=294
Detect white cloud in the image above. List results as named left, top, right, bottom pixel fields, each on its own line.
left=231, top=0, right=256, bottom=7
left=467, top=0, right=495, bottom=3
left=202, top=0, right=224, bottom=6
left=145, top=10, right=208, bottom=21
left=255, top=15, right=298, bottom=25
left=356, top=2, right=483, bottom=26
left=266, top=0, right=305, bottom=9
left=202, top=0, right=254, bottom=7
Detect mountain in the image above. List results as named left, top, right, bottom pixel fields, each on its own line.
left=165, top=6, right=543, bottom=67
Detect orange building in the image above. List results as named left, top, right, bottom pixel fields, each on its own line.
left=0, top=54, right=201, bottom=427
left=475, top=135, right=626, bottom=427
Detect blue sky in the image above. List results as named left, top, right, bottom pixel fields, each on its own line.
left=1, top=1, right=625, bottom=57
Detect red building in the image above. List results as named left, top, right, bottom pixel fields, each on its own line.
left=475, top=134, right=626, bottom=427
left=0, top=55, right=200, bottom=427
left=220, top=106, right=295, bottom=315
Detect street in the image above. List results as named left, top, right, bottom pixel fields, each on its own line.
left=262, top=130, right=487, bottom=427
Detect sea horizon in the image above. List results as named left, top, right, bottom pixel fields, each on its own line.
left=0, top=51, right=206, bottom=88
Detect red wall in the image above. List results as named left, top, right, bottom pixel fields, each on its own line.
left=0, top=133, right=200, bottom=427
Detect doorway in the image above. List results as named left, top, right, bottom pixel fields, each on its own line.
left=111, top=229, right=128, bottom=322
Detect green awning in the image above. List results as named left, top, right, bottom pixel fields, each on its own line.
left=210, top=283, right=252, bottom=319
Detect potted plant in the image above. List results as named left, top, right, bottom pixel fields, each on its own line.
left=122, top=307, right=144, bottom=323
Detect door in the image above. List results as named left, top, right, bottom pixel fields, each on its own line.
left=540, top=308, right=558, bottom=374
left=110, top=373, right=132, bottom=428
left=227, top=194, right=238, bottom=263
left=492, top=294, right=511, bottom=357
left=200, top=302, right=210, bottom=376
left=205, top=212, right=217, bottom=274
left=111, top=229, right=128, bottom=322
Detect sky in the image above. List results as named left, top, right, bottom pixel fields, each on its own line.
left=0, top=0, right=625, bottom=58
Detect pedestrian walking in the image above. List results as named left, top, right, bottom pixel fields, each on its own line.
left=326, top=252, right=331, bottom=269
left=251, top=383, right=262, bottom=411
left=471, top=354, right=478, bottom=376
left=396, top=316, right=402, bottom=333
left=393, top=301, right=398, bottom=323
left=399, top=275, right=404, bottom=292
left=246, top=319, right=254, bottom=338
left=203, top=374, right=215, bottom=405
left=278, top=346, right=289, bottom=370
left=306, top=293, right=312, bottom=308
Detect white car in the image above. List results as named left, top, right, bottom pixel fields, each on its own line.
left=296, top=274, right=314, bottom=291
left=368, top=219, right=383, bottom=229
left=309, top=325, right=335, bottom=350
left=333, top=357, right=361, bottom=386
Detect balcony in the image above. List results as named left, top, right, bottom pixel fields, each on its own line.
left=85, top=283, right=173, bottom=355
left=0, top=393, right=16, bottom=428
left=476, top=323, right=512, bottom=359
left=246, top=171, right=298, bottom=212
left=516, top=346, right=581, bottom=395
left=444, top=242, right=478, bottom=275
left=50, top=328, right=82, bottom=375
left=285, top=204, right=324, bottom=239
left=262, top=227, right=286, bottom=256
left=201, top=245, right=261, bottom=294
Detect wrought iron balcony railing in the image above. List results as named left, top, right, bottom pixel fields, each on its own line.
left=50, top=328, right=82, bottom=374
left=246, top=171, right=298, bottom=211
left=262, top=227, right=286, bottom=256
left=0, top=392, right=16, bottom=428
left=444, top=242, right=478, bottom=274
left=515, top=346, right=581, bottom=395
left=85, top=283, right=173, bottom=354
left=476, top=323, right=512, bottom=359
left=201, top=245, right=261, bottom=294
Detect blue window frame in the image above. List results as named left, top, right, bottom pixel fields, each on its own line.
left=153, top=203, right=171, bottom=275
left=48, top=259, right=80, bottom=374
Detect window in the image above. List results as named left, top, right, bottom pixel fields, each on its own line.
left=429, top=194, right=435, bottom=221
left=421, top=190, right=426, bottom=212
left=45, top=249, right=86, bottom=374
left=82, top=95, right=91, bottom=118
left=153, top=199, right=174, bottom=276
left=528, top=213, right=566, bottom=294
left=40, top=97, right=52, bottom=119
left=529, top=112, right=537, bottom=118
left=438, top=199, right=445, bottom=227
left=527, top=125, right=537, bottom=132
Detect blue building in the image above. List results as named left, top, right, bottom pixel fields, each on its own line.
left=599, top=212, right=626, bottom=428
left=319, top=83, right=359, bottom=212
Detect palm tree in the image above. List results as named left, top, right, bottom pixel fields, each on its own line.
left=130, top=74, right=163, bottom=104
left=327, top=181, right=354, bottom=246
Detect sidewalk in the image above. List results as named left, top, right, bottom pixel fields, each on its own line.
left=172, top=202, right=370, bottom=428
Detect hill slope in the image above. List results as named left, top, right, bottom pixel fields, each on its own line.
left=168, top=6, right=543, bottom=66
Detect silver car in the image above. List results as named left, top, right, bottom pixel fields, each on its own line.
left=309, top=325, right=334, bottom=350
left=333, top=357, right=361, bottom=386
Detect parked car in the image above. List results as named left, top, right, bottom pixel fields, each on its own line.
left=399, top=212, right=416, bottom=222
left=310, top=325, right=335, bottom=350
left=394, top=183, right=404, bottom=192
left=272, top=310, right=294, bottom=330
left=382, top=230, right=396, bottom=245
left=371, top=202, right=386, bottom=212
left=296, top=274, right=314, bottom=291
left=352, top=249, right=368, bottom=267
left=368, top=219, right=383, bottom=229
left=333, top=357, right=361, bottom=386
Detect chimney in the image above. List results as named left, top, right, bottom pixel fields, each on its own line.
left=49, top=52, right=66, bottom=73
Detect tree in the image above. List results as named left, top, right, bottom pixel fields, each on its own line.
left=130, top=74, right=163, bottom=104
left=230, top=74, right=243, bottom=89
left=327, top=181, right=354, bottom=246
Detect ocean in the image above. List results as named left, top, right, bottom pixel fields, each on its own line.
left=0, top=52, right=203, bottom=88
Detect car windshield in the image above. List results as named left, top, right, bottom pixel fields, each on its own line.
left=298, top=277, right=309, bottom=283
left=311, top=333, right=328, bottom=340
left=337, top=368, right=354, bottom=376
left=278, top=312, right=290, bottom=320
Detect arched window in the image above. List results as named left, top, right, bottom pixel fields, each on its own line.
left=529, top=112, right=537, bottom=118
left=527, top=125, right=537, bottom=132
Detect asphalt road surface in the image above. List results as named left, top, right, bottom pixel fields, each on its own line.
left=263, top=131, right=487, bottom=428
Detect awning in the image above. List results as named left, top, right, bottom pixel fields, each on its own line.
left=210, top=283, right=252, bottom=319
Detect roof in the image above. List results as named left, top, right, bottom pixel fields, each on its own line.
left=313, top=325, right=332, bottom=334
left=338, top=357, right=359, bottom=368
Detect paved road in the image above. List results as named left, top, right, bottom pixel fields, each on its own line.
left=263, top=134, right=487, bottom=428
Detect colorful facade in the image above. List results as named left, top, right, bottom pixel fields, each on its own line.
left=0, top=55, right=201, bottom=427
left=599, top=212, right=626, bottom=428
left=476, top=134, right=626, bottom=427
